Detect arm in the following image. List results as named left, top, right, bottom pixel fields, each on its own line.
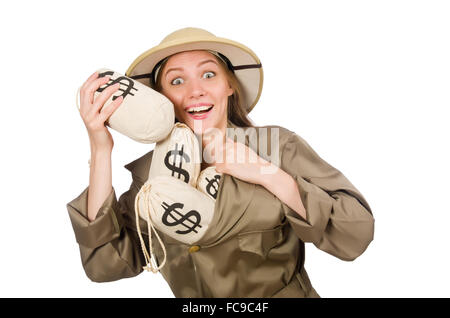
left=217, top=130, right=374, bottom=261
left=67, top=172, right=147, bottom=282
left=69, top=71, right=147, bottom=282
left=260, top=166, right=307, bottom=220
left=278, top=132, right=375, bottom=261
left=215, top=136, right=307, bottom=219
left=87, top=148, right=113, bottom=221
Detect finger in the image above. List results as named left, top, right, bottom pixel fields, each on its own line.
left=80, top=75, right=109, bottom=110
left=224, top=145, right=236, bottom=164
left=226, top=137, right=235, bottom=144
left=224, top=138, right=236, bottom=152
left=79, top=72, right=99, bottom=105
left=80, top=71, right=99, bottom=91
left=81, top=76, right=111, bottom=109
left=235, top=142, right=249, bottom=163
left=211, top=144, right=224, bottom=164
left=99, top=95, right=124, bottom=122
left=215, top=162, right=225, bottom=173
left=92, top=83, right=121, bottom=113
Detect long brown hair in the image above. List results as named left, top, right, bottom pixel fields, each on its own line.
left=154, top=51, right=254, bottom=127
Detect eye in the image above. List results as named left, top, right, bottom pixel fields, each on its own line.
left=171, top=77, right=184, bottom=85
left=203, top=71, right=215, bottom=79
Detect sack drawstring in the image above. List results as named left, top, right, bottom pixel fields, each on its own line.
left=134, top=181, right=167, bottom=273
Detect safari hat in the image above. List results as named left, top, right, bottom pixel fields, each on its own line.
left=125, top=27, right=263, bottom=113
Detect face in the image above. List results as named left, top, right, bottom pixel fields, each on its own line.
left=160, top=50, right=233, bottom=134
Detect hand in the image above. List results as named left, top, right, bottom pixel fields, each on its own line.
left=214, top=138, right=306, bottom=218
left=78, top=71, right=124, bottom=152
left=214, top=138, right=276, bottom=185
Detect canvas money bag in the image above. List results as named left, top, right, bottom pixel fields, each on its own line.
left=197, top=166, right=222, bottom=201
left=134, top=123, right=222, bottom=273
left=148, top=122, right=201, bottom=186
left=76, top=68, right=175, bottom=144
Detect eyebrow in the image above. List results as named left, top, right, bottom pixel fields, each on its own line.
left=165, top=59, right=218, bottom=78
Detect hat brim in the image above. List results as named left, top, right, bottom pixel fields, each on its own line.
left=125, top=36, right=263, bottom=113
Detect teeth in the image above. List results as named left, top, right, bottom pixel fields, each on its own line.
left=187, top=105, right=213, bottom=113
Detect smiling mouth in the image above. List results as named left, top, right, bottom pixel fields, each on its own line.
left=186, top=105, right=214, bottom=115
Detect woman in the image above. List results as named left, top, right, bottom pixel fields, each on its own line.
left=67, top=27, right=375, bottom=297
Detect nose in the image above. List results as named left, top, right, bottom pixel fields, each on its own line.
left=188, top=78, right=206, bottom=99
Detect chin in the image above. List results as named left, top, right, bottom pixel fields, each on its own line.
left=184, top=119, right=219, bottom=135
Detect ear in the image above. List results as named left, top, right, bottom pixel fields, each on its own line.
left=227, top=84, right=234, bottom=97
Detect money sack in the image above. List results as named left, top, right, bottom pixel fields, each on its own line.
left=148, top=122, right=201, bottom=188
left=77, top=68, right=175, bottom=144
left=134, top=123, right=223, bottom=272
left=196, top=166, right=222, bottom=200
left=135, top=175, right=216, bottom=245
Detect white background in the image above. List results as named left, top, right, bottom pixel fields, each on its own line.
left=1, top=0, right=449, bottom=297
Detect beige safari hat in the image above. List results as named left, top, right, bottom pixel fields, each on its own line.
left=125, top=27, right=263, bottom=113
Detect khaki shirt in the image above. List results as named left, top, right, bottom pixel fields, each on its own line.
left=66, top=125, right=374, bottom=297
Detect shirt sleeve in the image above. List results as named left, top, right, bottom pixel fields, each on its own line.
left=279, top=131, right=375, bottom=261
left=66, top=176, right=147, bottom=282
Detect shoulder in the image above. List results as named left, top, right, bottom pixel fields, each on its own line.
left=250, top=125, right=325, bottom=171
left=124, top=150, right=154, bottom=183
left=230, top=124, right=294, bottom=144
left=257, top=125, right=316, bottom=153
left=250, top=124, right=307, bottom=152
left=255, top=124, right=293, bottom=139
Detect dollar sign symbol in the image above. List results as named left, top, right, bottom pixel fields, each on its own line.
left=161, top=202, right=202, bottom=235
left=164, top=143, right=190, bottom=183
left=96, top=71, right=138, bottom=100
left=205, top=175, right=221, bottom=200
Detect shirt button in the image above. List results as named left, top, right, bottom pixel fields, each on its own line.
left=188, top=245, right=201, bottom=253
